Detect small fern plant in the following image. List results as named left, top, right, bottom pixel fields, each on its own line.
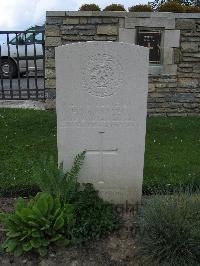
left=33, top=151, right=86, bottom=204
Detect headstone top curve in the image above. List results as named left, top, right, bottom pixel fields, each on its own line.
left=55, top=41, right=149, bottom=53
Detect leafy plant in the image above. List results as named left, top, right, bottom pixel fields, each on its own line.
left=158, top=1, right=185, bottom=12
left=33, top=151, right=86, bottom=203
left=136, top=192, right=200, bottom=265
left=72, top=183, right=120, bottom=242
left=103, top=4, right=126, bottom=11
left=33, top=152, right=120, bottom=243
left=79, top=4, right=101, bottom=11
left=0, top=192, right=75, bottom=256
left=0, top=151, right=120, bottom=257
left=129, top=5, right=153, bottom=12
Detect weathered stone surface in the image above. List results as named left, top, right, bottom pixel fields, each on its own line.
left=178, top=78, right=199, bottom=88
left=175, top=13, right=200, bottom=19
left=184, top=52, right=200, bottom=58
left=164, top=30, right=180, bottom=48
left=64, top=11, right=126, bottom=17
left=148, top=84, right=156, bottom=92
left=80, top=17, right=87, bottom=24
left=182, top=32, right=200, bottom=37
left=45, top=58, right=55, bottom=68
left=61, top=29, right=79, bottom=35
left=150, top=76, right=177, bottom=83
left=45, top=89, right=56, bottom=99
left=163, top=65, right=177, bottom=75
left=173, top=48, right=181, bottom=64
left=176, top=19, right=196, bottom=30
left=61, top=26, right=96, bottom=35
left=119, top=28, right=135, bottom=43
left=93, top=35, right=107, bottom=41
left=119, top=18, right=125, bottom=28
left=45, top=99, right=56, bottom=109
left=166, top=93, right=196, bottom=103
left=62, top=35, right=94, bottom=41
left=61, top=25, right=74, bottom=30
left=73, top=25, right=96, bottom=30
left=196, top=24, right=200, bottom=32
left=193, top=63, right=200, bottom=72
left=182, top=56, right=200, bottom=62
left=183, top=102, right=199, bottom=108
left=106, top=36, right=118, bottom=41
left=46, top=17, right=63, bottom=25
left=181, top=36, right=200, bottom=42
left=63, top=17, right=79, bottom=25
left=45, top=78, right=56, bottom=89
left=178, top=63, right=193, bottom=68
left=44, top=12, right=200, bottom=117
left=45, top=37, right=61, bottom=47
left=45, top=47, right=55, bottom=58
left=46, top=11, right=65, bottom=17
left=87, top=17, right=102, bottom=24
left=166, top=113, right=188, bottom=117
left=56, top=42, right=149, bottom=204
left=97, top=24, right=118, bottom=35
left=178, top=73, right=200, bottom=78
left=102, top=17, right=118, bottom=24
left=178, top=66, right=192, bottom=73
left=181, top=42, right=199, bottom=52
left=155, top=83, right=168, bottom=89
left=45, top=68, right=56, bottom=79
left=125, top=17, right=175, bottom=29
left=45, top=25, right=60, bottom=37
left=163, top=48, right=173, bottom=65
left=79, top=30, right=96, bottom=36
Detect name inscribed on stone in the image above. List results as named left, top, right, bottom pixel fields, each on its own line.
left=59, top=104, right=136, bottom=127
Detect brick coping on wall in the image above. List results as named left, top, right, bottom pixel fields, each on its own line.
left=46, top=11, right=200, bottom=19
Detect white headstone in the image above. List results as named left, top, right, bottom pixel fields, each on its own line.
left=56, top=41, right=148, bottom=204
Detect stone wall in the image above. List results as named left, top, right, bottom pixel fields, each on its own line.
left=45, top=11, right=200, bottom=116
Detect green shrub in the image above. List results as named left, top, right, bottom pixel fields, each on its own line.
left=158, top=1, right=185, bottom=12
left=33, top=152, right=120, bottom=244
left=184, top=5, right=200, bottom=12
left=129, top=4, right=153, bottom=12
left=34, top=153, right=120, bottom=242
left=33, top=151, right=86, bottom=204
left=136, top=192, right=200, bottom=265
left=0, top=192, right=75, bottom=257
left=0, top=152, right=120, bottom=257
left=103, top=4, right=126, bottom=11
left=72, top=184, right=120, bottom=242
left=79, top=4, right=101, bottom=11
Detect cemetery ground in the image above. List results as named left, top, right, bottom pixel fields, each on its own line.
left=0, top=108, right=199, bottom=196
left=0, top=108, right=199, bottom=265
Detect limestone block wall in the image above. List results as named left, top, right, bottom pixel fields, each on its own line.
left=45, top=11, right=200, bottom=116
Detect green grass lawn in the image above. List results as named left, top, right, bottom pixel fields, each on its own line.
left=0, top=108, right=199, bottom=196
left=144, top=117, right=200, bottom=193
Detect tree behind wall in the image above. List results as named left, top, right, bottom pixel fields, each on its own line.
left=149, top=0, right=200, bottom=9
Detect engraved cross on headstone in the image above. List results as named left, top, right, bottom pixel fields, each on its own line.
left=86, top=131, right=118, bottom=181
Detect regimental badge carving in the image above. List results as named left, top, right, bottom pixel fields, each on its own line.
left=82, top=54, right=123, bottom=97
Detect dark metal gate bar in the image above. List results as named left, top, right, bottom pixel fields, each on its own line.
left=0, top=29, right=45, bottom=100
